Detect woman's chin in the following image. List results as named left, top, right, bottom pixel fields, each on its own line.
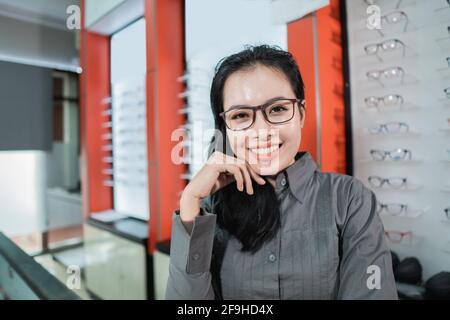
left=251, top=159, right=282, bottom=176
left=246, top=148, right=285, bottom=176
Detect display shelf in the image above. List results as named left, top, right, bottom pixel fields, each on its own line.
left=358, top=158, right=424, bottom=165
left=369, top=184, right=423, bottom=192
left=361, top=131, right=421, bottom=138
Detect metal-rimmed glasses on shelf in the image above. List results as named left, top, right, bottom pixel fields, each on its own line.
left=377, top=11, right=409, bottom=36
left=377, top=202, right=408, bottom=215
left=445, top=87, right=450, bottom=99
left=366, top=66, right=405, bottom=86
left=364, top=39, right=406, bottom=61
left=364, top=94, right=404, bottom=109
left=370, top=148, right=412, bottom=161
left=369, top=122, right=409, bottom=134
left=384, top=230, right=413, bottom=243
left=368, top=176, right=407, bottom=189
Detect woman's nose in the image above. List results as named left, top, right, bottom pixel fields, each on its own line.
left=252, top=110, right=271, bottom=131
left=248, top=111, right=274, bottom=140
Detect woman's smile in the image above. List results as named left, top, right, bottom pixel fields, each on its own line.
left=247, top=142, right=282, bottom=165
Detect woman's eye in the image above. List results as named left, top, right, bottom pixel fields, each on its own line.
left=231, top=112, right=250, bottom=120
left=269, top=105, right=287, bottom=113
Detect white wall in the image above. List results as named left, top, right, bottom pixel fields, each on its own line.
left=0, top=15, right=79, bottom=72
left=110, top=18, right=149, bottom=221
left=0, top=151, right=47, bottom=236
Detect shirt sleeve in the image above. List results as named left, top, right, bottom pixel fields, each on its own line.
left=337, top=179, right=398, bottom=300
left=165, top=202, right=217, bottom=300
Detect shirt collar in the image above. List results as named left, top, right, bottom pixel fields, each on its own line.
left=274, top=152, right=318, bottom=204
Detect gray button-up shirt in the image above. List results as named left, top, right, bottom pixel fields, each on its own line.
left=166, top=152, right=398, bottom=300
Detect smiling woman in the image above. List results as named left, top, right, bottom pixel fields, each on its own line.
left=165, top=45, right=398, bottom=300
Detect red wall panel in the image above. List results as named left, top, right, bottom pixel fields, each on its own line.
left=288, top=0, right=346, bottom=173
left=145, top=0, right=186, bottom=253
left=288, top=15, right=318, bottom=162
left=79, top=0, right=113, bottom=220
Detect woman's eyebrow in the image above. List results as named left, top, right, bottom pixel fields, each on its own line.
left=226, top=96, right=288, bottom=111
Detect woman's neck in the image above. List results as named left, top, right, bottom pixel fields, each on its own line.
left=265, top=157, right=296, bottom=188
left=265, top=176, right=277, bottom=188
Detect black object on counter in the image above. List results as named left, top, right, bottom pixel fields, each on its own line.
left=391, top=251, right=400, bottom=272
left=88, top=215, right=148, bottom=245
left=394, top=257, right=423, bottom=285
left=424, top=271, right=450, bottom=300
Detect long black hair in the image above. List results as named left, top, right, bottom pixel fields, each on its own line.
left=209, top=45, right=305, bottom=253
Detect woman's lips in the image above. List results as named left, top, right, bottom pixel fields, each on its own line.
left=248, top=143, right=282, bottom=161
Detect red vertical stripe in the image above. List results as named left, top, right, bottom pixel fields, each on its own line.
left=79, top=0, right=113, bottom=220
left=288, top=15, right=318, bottom=162
left=288, top=0, right=346, bottom=173
left=145, top=0, right=186, bottom=253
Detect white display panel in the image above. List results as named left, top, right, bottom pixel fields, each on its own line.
left=0, top=151, right=47, bottom=236
left=346, top=0, right=450, bottom=278
left=184, top=0, right=288, bottom=178
left=110, top=18, right=149, bottom=221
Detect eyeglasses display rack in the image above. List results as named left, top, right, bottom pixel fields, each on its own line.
left=346, top=0, right=450, bottom=277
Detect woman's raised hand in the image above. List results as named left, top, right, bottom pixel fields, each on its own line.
left=180, top=151, right=266, bottom=223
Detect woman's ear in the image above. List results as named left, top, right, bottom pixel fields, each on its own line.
left=299, top=101, right=306, bottom=128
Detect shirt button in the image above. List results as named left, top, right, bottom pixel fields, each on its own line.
left=268, top=254, right=276, bottom=262
left=280, top=178, right=287, bottom=186
left=192, top=253, right=200, bottom=261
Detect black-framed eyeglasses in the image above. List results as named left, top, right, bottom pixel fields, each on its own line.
left=219, top=98, right=305, bottom=131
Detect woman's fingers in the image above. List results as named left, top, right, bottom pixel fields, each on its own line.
left=210, top=152, right=267, bottom=194
left=239, top=164, right=254, bottom=195
left=222, top=153, right=266, bottom=193
left=222, top=164, right=244, bottom=192
left=246, top=164, right=266, bottom=185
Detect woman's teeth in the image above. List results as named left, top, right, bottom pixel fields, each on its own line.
left=250, top=144, right=280, bottom=155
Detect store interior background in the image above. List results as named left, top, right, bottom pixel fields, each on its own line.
left=0, top=0, right=449, bottom=300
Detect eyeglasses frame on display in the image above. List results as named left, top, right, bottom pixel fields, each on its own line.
left=377, top=202, right=408, bottom=215
left=368, top=175, right=408, bottom=189
left=368, top=121, right=409, bottom=134
left=364, top=94, right=404, bottom=109
left=376, top=11, right=409, bottom=37
left=364, top=38, right=406, bottom=62
left=369, top=148, right=412, bottom=161
left=366, top=66, right=405, bottom=87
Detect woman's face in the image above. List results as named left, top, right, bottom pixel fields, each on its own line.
left=222, top=64, right=305, bottom=176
